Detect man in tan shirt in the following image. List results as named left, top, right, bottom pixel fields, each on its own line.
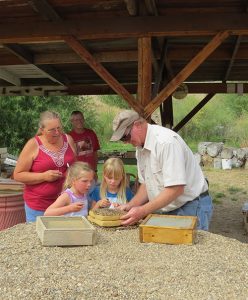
left=110, top=110, right=212, bottom=230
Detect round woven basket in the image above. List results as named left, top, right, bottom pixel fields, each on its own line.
left=0, top=192, right=26, bottom=230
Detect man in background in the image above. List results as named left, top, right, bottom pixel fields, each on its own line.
left=68, top=111, right=100, bottom=173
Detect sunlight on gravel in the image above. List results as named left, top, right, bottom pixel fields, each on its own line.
left=0, top=169, right=248, bottom=299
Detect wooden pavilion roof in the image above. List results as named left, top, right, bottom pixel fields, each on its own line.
left=1, top=0, right=248, bottom=127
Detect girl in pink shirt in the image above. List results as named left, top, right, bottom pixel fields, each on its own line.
left=45, top=162, right=95, bottom=216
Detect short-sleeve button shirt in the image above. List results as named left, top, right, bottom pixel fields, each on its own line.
left=136, top=124, right=208, bottom=212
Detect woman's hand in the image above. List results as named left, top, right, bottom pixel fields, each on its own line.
left=44, top=170, right=63, bottom=182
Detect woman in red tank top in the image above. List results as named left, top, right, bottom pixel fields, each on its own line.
left=13, top=111, right=76, bottom=222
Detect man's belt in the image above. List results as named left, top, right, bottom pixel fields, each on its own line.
left=193, top=190, right=209, bottom=201
left=154, top=190, right=210, bottom=215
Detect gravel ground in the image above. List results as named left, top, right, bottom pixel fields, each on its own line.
left=0, top=223, right=248, bottom=300
left=205, top=169, right=248, bottom=243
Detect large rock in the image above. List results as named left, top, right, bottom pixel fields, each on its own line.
left=206, top=142, right=224, bottom=157
left=220, top=147, right=234, bottom=159
left=235, top=148, right=248, bottom=160
left=202, top=154, right=214, bottom=167
left=198, top=142, right=212, bottom=155
left=231, top=157, right=244, bottom=168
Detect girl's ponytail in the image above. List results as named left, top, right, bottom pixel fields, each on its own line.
left=63, top=162, right=93, bottom=190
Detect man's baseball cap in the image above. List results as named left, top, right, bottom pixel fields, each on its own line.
left=110, top=110, right=140, bottom=141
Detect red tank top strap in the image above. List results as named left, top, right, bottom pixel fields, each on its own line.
left=62, top=134, right=68, bottom=142
left=35, top=135, right=42, bottom=145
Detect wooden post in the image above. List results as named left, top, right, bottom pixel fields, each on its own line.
left=138, top=37, right=152, bottom=119
left=161, top=95, right=173, bottom=128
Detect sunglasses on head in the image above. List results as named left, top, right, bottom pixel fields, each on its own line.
left=120, top=133, right=131, bottom=142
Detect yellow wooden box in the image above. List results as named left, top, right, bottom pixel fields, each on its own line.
left=87, top=210, right=122, bottom=227
left=139, top=214, right=197, bottom=245
left=36, top=216, right=96, bottom=246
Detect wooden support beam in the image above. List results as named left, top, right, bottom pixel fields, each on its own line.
left=144, top=0, right=158, bottom=16
left=1, top=83, right=247, bottom=96
left=3, top=44, right=69, bottom=85
left=173, top=94, right=215, bottom=132
left=0, top=85, right=67, bottom=96
left=161, top=95, right=173, bottom=128
left=33, top=50, right=138, bottom=65
left=64, top=82, right=248, bottom=95
left=152, top=39, right=168, bottom=97
left=0, top=15, right=248, bottom=43
left=28, top=0, right=61, bottom=21
left=0, top=46, right=244, bottom=67
left=144, top=1, right=175, bottom=127
left=4, top=44, right=34, bottom=63
left=37, top=65, right=71, bottom=86
left=124, top=0, right=138, bottom=16
left=143, top=31, right=230, bottom=119
left=25, top=0, right=69, bottom=85
left=173, top=37, right=241, bottom=132
left=223, top=35, right=242, bottom=82
left=138, top=37, right=152, bottom=107
left=64, top=35, right=143, bottom=114
left=0, top=67, right=21, bottom=86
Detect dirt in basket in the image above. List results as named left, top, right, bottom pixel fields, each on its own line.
left=92, top=208, right=126, bottom=216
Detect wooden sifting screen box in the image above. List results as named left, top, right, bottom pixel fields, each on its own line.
left=139, top=214, right=197, bottom=245
left=87, top=209, right=122, bottom=227
left=36, top=216, right=96, bottom=246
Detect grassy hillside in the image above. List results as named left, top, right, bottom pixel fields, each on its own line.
left=91, top=93, right=248, bottom=153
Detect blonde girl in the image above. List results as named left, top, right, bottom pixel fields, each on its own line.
left=45, top=162, right=96, bottom=217
left=89, top=157, right=134, bottom=208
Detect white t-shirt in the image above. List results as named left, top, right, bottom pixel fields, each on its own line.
left=136, top=124, right=208, bottom=212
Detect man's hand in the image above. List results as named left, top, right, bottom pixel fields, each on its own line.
left=118, top=203, right=131, bottom=212
left=120, top=206, right=147, bottom=226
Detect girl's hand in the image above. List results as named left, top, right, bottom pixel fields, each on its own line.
left=98, top=198, right=111, bottom=208
left=69, top=202, right=84, bottom=212
left=117, top=203, right=131, bottom=211
left=112, top=203, right=120, bottom=208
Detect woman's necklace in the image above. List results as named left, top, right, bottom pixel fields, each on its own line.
left=39, top=137, right=68, bottom=167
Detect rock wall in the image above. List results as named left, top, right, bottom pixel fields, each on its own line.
left=0, top=148, right=17, bottom=178
left=196, top=142, right=248, bottom=169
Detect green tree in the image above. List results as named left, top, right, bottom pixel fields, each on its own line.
left=0, top=95, right=97, bottom=154
left=100, top=95, right=130, bottom=109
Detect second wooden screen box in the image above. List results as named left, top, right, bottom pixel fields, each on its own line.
left=139, top=214, right=197, bottom=245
